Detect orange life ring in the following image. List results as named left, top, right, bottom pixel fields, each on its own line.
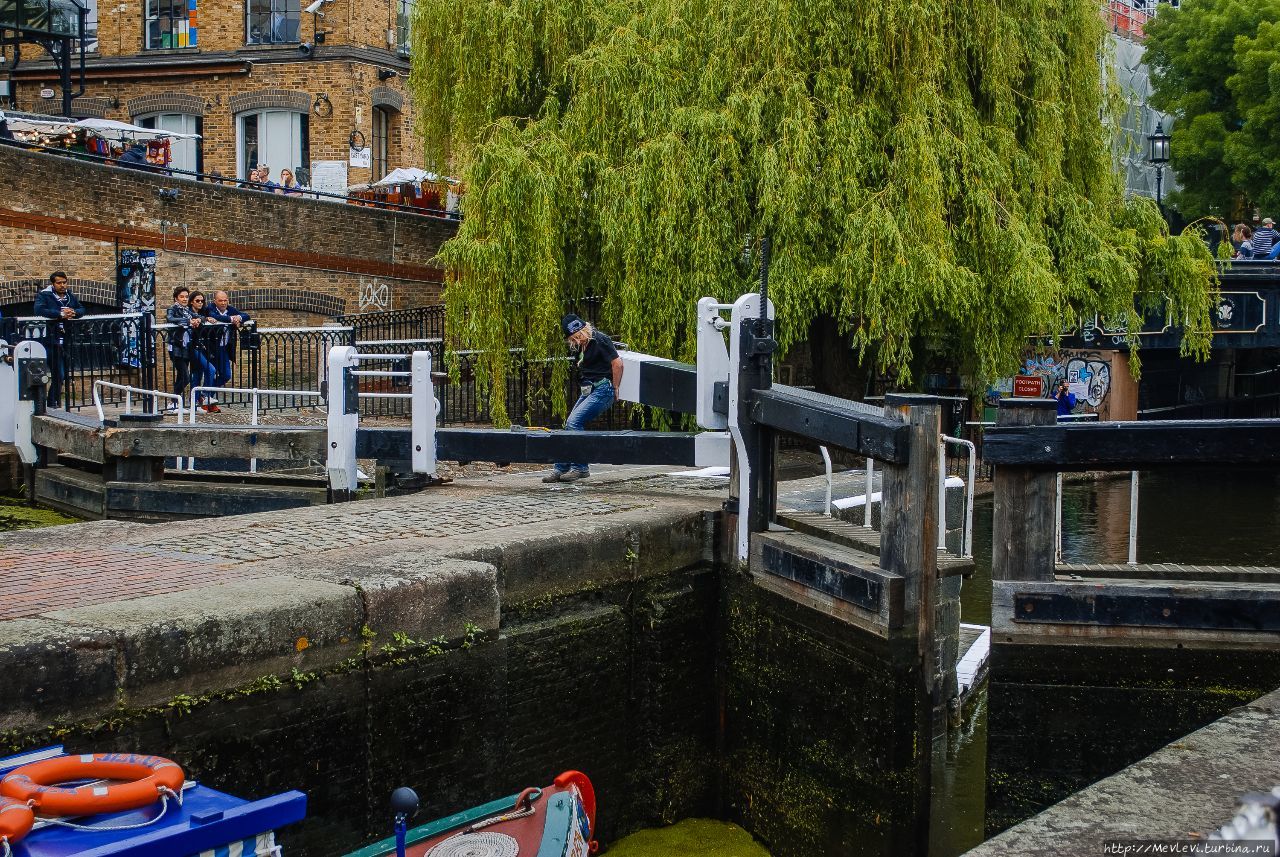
left=0, top=796, right=35, bottom=845
left=0, top=753, right=184, bottom=817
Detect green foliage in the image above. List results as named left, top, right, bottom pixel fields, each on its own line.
left=412, top=0, right=1216, bottom=419
left=1146, top=0, right=1280, bottom=219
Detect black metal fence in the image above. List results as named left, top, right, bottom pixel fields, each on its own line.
left=3, top=307, right=634, bottom=427
left=332, top=305, right=445, bottom=344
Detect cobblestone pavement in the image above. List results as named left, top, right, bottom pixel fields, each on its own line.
left=0, top=465, right=712, bottom=618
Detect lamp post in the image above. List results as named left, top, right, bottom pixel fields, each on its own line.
left=1147, top=121, right=1171, bottom=215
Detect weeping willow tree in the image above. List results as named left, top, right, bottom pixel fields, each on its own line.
left=409, top=0, right=1216, bottom=424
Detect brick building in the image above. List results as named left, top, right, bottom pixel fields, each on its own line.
left=2, top=0, right=421, bottom=190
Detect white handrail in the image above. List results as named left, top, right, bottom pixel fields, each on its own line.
left=864, top=457, right=874, bottom=527
left=1128, top=470, right=1139, bottom=565
left=188, top=385, right=322, bottom=472
left=941, top=436, right=977, bottom=558
left=818, top=446, right=833, bottom=516
left=92, top=381, right=186, bottom=427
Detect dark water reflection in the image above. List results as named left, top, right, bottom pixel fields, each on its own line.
left=936, top=466, right=1280, bottom=856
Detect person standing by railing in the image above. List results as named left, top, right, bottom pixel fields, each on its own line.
left=204, top=291, right=252, bottom=404
left=34, top=271, right=85, bottom=408
left=542, top=313, right=623, bottom=483
left=164, top=286, right=202, bottom=412
left=187, top=291, right=219, bottom=413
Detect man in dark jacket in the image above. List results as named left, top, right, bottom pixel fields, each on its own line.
left=203, top=290, right=252, bottom=397
left=34, top=271, right=86, bottom=407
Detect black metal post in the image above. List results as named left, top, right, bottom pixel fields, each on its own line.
left=1155, top=166, right=1164, bottom=217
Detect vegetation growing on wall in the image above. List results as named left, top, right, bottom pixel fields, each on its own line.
left=410, top=0, right=1216, bottom=421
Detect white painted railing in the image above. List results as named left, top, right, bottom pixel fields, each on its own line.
left=941, top=435, right=977, bottom=558
left=326, top=346, right=439, bottom=496
left=92, top=380, right=186, bottom=426
left=187, top=386, right=322, bottom=472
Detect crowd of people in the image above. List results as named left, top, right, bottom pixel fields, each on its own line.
left=1230, top=218, right=1280, bottom=260
left=165, top=286, right=253, bottom=414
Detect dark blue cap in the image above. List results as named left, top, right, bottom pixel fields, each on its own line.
left=561, top=313, right=585, bottom=337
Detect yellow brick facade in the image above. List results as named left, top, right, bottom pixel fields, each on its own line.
left=4, top=0, right=422, bottom=188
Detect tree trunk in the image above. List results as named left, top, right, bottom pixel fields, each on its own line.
left=807, top=314, right=872, bottom=400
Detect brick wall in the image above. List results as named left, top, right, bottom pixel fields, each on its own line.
left=0, top=144, right=455, bottom=317
left=11, top=59, right=421, bottom=186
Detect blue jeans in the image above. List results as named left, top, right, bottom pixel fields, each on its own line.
left=554, top=381, right=615, bottom=474
left=211, top=349, right=233, bottom=388
left=190, top=350, right=216, bottom=403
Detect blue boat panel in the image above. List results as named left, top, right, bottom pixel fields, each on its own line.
left=0, top=747, right=306, bottom=857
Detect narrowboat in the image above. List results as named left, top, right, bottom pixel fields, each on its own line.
left=346, top=770, right=597, bottom=857
left=0, top=745, right=306, bottom=857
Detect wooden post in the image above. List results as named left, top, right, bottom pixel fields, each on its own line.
left=880, top=395, right=941, bottom=643
left=992, top=398, right=1058, bottom=582
left=880, top=393, right=941, bottom=855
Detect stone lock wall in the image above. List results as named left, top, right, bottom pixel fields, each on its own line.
left=0, top=144, right=455, bottom=320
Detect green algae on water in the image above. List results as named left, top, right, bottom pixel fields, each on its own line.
left=604, top=819, right=771, bottom=857
left=0, top=497, right=80, bottom=531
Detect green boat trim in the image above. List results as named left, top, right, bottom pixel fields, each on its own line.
left=343, top=792, right=521, bottom=857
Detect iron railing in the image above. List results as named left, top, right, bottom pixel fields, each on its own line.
left=332, top=305, right=446, bottom=343
left=2, top=313, right=155, bottom=410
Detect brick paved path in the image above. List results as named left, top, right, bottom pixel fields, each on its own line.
left=0, top=468, right=681, bottom=620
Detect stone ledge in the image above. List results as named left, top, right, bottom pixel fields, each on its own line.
left=40, top=576, right=364, bottom=709
left=965, top=686, right=1280, bottom=854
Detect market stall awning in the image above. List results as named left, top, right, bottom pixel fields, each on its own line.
left=0, top=111, right=75, bottom=135
left=74, top=117, right=201, bottom=140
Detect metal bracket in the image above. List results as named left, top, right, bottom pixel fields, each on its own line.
left=17, top=357, right=50, bottom=402
left=343, top=368, right=359, bottom=415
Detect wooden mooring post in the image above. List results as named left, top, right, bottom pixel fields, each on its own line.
left=991, top=398, right=1057, bottom=583
left=881, top=394, right=942, bottom=854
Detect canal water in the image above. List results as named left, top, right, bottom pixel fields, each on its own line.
left=931, top=466, right=1280, bottom=856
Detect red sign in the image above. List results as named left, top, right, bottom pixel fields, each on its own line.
left=1013, top=375, right=1045, bottom=398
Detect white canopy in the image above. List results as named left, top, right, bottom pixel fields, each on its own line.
left=0, top=111, right=76, bottom=135
left=73, top=117, right=202, bottom=140
left=0, top=112, right=201, bottom=141
left=372, top=167, right=436, bottom=187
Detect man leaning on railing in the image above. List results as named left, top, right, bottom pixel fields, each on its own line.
left=34, top=271, right=85, bottom=408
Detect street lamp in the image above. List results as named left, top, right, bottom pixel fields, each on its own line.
left=1147, top=121, right=1171, bottom=214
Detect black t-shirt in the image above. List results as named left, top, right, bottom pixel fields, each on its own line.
left=576, top=329, right=619, bottom=383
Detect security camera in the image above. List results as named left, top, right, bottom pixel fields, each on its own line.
left=298, top=42, right=314, bottom=56
left=304, top=0, right=326, bottom=13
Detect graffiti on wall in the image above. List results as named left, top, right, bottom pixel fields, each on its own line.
left=359, top=279, right=390, bottom=311
left=1065, top=353, right=1111, bottom=407
left=989, top=350, right=1114, bottom=411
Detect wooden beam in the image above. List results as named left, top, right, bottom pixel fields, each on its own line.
left=101, top=425, right=327, bottom=460
left=32, top=414, right=104, bottom=463
left=983, top=418, right=1280, bottom=470
left=751, top=385, right=911, bottom=462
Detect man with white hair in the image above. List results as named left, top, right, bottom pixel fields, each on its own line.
left=201, top=290, right=251, bottom=407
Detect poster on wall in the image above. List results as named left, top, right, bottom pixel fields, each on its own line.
left=116, top=249, right=157, bottom=369
left=310, top=160, right=349, bottom=200
left=348, top=146, right=372, bottom=168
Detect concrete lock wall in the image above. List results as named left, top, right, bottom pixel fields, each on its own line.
left=0, top=144, right=454, bottom=322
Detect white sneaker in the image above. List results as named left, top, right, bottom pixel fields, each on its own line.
left=164, top=404, right=180, bottom=413
left=206, top=395, right=220, bottom=405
